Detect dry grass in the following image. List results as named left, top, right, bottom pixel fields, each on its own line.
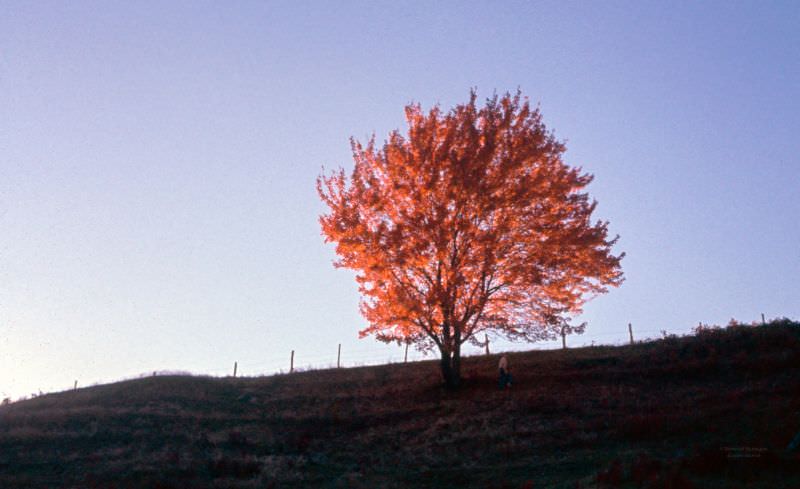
left=1, top=319, right=799, bottom=488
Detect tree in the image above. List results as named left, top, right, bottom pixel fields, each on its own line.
left=317, top=91, right=624, bottom=388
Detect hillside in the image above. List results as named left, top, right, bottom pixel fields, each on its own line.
left=1, top=319, right=799, bottom=489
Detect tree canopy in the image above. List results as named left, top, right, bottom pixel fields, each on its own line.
left=317, top=91, right=624, bottom=387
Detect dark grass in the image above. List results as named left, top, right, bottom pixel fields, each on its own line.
left=1, top=319, right=799, bottom=488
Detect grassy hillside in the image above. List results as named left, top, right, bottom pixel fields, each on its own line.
left=2, top=319, right=799, bottom=489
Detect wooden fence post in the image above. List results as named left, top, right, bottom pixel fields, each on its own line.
left=628, top=323, right=634, bottom=345
left=337, top=344, right=341, bottom=368
left=762, top=313, right=766, bottom=325
left=74, top=380, right=77, bottom=391
left=233, top=361, right=237, bottom=378
left=290, top=350, right=294, bottom=373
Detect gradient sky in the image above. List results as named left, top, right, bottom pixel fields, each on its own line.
left=2, top=1, right=798, bottom=400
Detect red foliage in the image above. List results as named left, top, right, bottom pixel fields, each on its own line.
left=318, top=91, right=623, bottom=386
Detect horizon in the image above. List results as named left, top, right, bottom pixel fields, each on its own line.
left=4, top=316, right=786, bottom=404
left=2, top=1, right=799, bottom=400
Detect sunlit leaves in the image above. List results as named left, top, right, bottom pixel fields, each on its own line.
left=317, top=90, right=624, bottom=359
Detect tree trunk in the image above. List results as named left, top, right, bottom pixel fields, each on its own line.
left=452, top=341, right=461, bottom=385
left=439, top=346, right=461, bottom=389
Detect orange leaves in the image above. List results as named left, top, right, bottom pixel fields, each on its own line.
left=317, top=90, right=624, bottom=355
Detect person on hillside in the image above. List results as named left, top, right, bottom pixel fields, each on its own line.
left=498, top=354, right=512, bottom=389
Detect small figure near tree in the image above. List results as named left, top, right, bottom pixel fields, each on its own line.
left=498, top=354, right=512, bottom=389
left=318, top=90, right=624, bottom=388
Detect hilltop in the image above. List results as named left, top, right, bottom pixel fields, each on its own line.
left=1, top=319, right=799, bottom=488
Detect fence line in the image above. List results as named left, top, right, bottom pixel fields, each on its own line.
left=218, top=324, right=703, bottom=378
left=122, top=326, right=706, bottom=380
left=8, top=317, right=771, bottom=403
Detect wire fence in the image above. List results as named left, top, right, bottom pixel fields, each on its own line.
left=170, top=317, right=762, bottom=380
left=157, top=324, right=696, bottom=379
left=4, top=318, right=760, bottom=404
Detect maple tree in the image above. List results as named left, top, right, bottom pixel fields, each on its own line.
left=317, top=91, right=624, bottom=387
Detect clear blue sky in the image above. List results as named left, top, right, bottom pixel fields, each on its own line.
left=2, top=1, right=798, bottom=399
